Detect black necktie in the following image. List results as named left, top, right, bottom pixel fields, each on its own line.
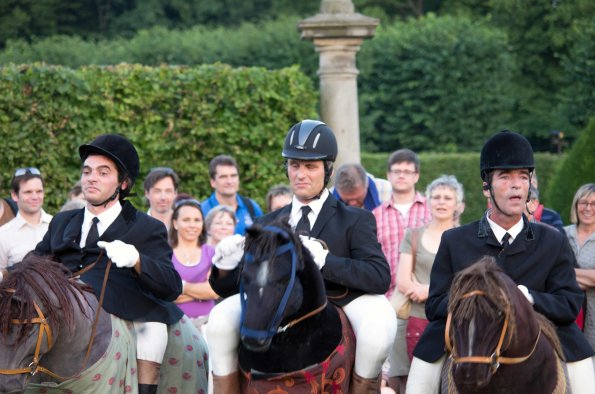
left=499, top=232, right=511, bottom=257
left=85, top=217, right=100, bottom=248
left=295, top=206, right=312, bottom=236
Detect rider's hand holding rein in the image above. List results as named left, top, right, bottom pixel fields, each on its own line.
left=213, top=234, right=245, bottom=270
left=299, top=235, right=328, bottom=270
left=98, top=240, right=140, bottom=272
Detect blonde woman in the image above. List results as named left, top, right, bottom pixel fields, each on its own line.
left=394, top=175, right=464, bottom=388
left=565, top=183, right=595, bottom=349
left=205, top=205, right=237, bottom=246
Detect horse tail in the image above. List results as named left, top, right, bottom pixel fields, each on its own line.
left=535, top=312, right=565, bottom=361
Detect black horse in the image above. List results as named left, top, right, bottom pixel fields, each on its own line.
left=444, top=256, right=567, bottom=394
left=237, top=221, right=355, bottom=391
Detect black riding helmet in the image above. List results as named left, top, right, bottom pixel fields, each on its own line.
left=282, top=120, right=338, bottom=188
left=79, top=134, right=140, bottom=204
left=480, top=130, right=535, bottom=210
left=480, top=130, right=534, bottom=182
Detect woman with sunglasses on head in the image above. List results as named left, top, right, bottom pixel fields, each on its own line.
left=565, top=183, right=595, bottom=349
left=169, top=198, right=219, bottom=331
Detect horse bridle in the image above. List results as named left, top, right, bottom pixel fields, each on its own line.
left=239, top=225, right=327, bottom=342
left=0, top=251, right=112, bottom=381
left=445, top=290, right=542, bottom=373
left=0, top=299, right=57, bottom=378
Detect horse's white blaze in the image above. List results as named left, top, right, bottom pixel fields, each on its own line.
left=256, top=260, right=270, bottom=295
left=467, top=318, right=476, bottom=356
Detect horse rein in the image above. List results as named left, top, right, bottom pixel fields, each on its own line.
left=445, top=289, right=542, bottom=373
left=0, top=251, right=112, bottom=381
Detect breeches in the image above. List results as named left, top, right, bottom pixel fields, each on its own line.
left=406, top=355, right=595, bottom=394
left=133, top=321, right=169, bottom=363
left=206, top=293, right=397, bottom=378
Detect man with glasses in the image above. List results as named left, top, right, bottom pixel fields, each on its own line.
left=372, top=149, right=431, bottom=392
left=332, top=162, right=391, bottom=211
left=0, top=167, right=52, bottom=269
left=144, top=167, right=180, bottom=231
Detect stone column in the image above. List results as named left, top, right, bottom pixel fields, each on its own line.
left=298, top=0, right=379, bottom=167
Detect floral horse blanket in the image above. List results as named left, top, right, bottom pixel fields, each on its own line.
left=26, top=315, right=209, bottom=394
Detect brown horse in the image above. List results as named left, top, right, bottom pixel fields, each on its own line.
left=0, top=253, right=112, bottom=393
left=444, top=256, right=567, bottom=394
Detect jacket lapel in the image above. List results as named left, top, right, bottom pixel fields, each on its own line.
left=63, top=209, right=85, bottom=247
left=310, top=195, right=338, bottom=239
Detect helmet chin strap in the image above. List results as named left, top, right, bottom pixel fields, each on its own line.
left=90, top=185, right=121, bottom=208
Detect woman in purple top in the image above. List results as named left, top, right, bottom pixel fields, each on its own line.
left=169, top=199, right=218, bottom=330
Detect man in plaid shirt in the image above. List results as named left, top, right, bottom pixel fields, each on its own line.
left=373, top=148, right=430, bottom=392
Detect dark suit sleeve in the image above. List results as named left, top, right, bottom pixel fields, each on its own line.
left=322, top=210, right=390, bottom=294
left=530, top=234, right=583, bottom=325
left=131, top=217, right=182, bottom=301
left=425, top=231, right=452, bottom=321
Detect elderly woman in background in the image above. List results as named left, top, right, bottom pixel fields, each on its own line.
left=565, top=183, right=595, bottom=349
left=390, top=175, right=464, bottom=391
left=265, top=184, right=292, bottom=213
left=170, top=199, right=219, bottom=331
left=205, top=205, right=237, bottom=246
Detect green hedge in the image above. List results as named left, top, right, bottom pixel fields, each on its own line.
left=362, top=152, right=564, bottom=225
left=547, top=117, right=595, bottom=223
left=0, top=63, right=318, bottom=212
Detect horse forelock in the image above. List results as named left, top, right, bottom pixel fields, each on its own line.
left=0, top=253, right=92, bottom=345
left=244, top=223, right=305, bottom=277
left=449, top=258, right=518, bottom=346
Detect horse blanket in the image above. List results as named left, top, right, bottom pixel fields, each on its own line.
left=240, top=308, right=355, bottom=394
left=25, top=315, right=209, bottom=394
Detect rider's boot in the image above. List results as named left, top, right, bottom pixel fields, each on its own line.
left=387, top=375, right=407, bottom=394
left=138, top=384, right=158, bottom=394
left=350, top=372, right=381, bottom=394
left=212, top=370, right=241, bottom=394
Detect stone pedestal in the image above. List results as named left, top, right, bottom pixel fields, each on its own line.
left=298, top=0, right=379, bottom=168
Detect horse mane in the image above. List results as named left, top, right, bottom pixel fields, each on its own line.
left=244, top=218, right=306, bottom=272
left=535, top=312, right=565, bottom=360
left=0, top=252, right=93, bottom=345
left=449, top=256, right=518, bottom=345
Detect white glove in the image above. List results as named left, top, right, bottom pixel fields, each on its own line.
left=213, top=234, right=245, bottom=270
left=97, top=240, right=140, bottom=268
left=517, top=285, right=534, bottom=305
left=0, top=270, right=3, bottom=283
left=299, top=235, right=328, bottom=270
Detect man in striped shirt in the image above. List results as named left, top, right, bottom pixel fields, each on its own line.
left=373, top=148, right=430, bottom=392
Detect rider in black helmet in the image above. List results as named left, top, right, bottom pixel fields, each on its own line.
left=406, top=130, right=595, bottom=393
left=37, top=134, right=184, bottom=394
left=208, top=120, right=396, bottom=393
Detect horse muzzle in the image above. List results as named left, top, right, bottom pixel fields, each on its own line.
left=241, top=335, right=273, bottom=353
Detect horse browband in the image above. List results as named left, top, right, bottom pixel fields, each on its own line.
left=0, top=250, right=112, bottom=381
left=445, top=289, right=542, bottom=372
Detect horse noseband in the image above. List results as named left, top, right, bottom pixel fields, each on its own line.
left=445, top=289, right=542, bottom=373
left=0, top=301, right=54, bottom=377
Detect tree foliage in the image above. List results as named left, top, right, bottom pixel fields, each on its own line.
left=546, top=117, right=595, bottom=223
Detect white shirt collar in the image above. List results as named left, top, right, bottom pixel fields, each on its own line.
left=486, top=212, right=524, bottom=244
left=289, top=189, right=329, bottom=230
left=13, top=210, right=52, bottom=229
left=82, top=201, right=122, bottom=239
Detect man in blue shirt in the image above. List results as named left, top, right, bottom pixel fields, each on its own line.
left=201, top=155, right=262, bottom=235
